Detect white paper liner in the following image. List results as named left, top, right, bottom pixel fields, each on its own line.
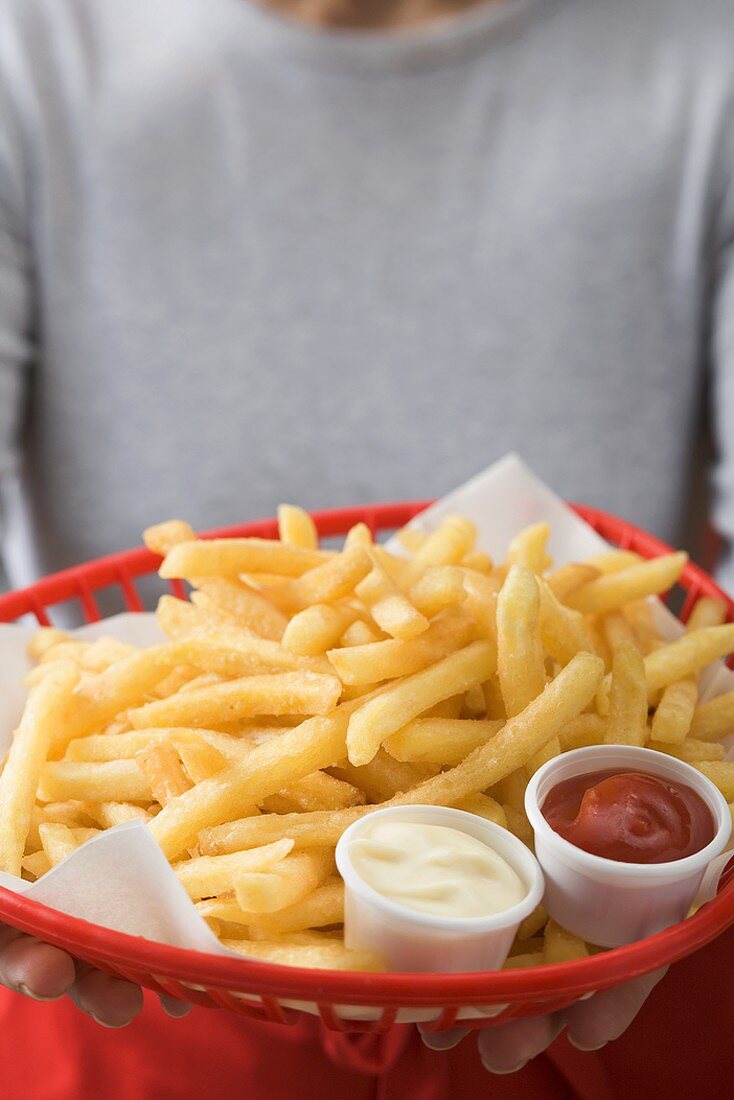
left=0, top=453, right=732, bottom=1022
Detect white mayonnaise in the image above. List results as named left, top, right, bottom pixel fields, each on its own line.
left=348, top=820, right=526, bottom=920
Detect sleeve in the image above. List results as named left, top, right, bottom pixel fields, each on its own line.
left=0, top=27, right=34, bottom=544
left=710, top=168, right=734, bottom=594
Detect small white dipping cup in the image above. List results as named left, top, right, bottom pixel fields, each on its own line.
left=525, top=745, right=732, bottom=948
left=335, top=805, right=544, bottom=973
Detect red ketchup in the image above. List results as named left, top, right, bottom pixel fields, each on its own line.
left=542, top=769, right=716, bottom=864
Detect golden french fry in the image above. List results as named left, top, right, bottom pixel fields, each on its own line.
left=456, top=792, right=507, bottom=827
left=642, top=625, right=734, bottom=695
left=403, top=516, right=476, bottom=583
left=38, top=822, right=80, bottom=866
left=282, top=604, right=358, bottom=656
left=581, top=550, right=643, bottom=575
left=150, top=710, right=350, bottom=859
left=686, top=597, right=728, bottom=631
left=277, top=505, right=318, bottom=550
left=543, top=919, right=589, bottom=963
left=0, top=662, right=79, bottom=875
left=174, top=838, right=294, bottom=899
left=39, top=760, right=152, bottom=804
left=461, top=551, right=493, bottom=574
left=566, top=553, right=687, bottom=616
left=601, top=611, right=639, bottom=651
left=690, top=691, right=734, bottom=742
left=200, top=878, right=345, bottom=934
left=136, top=742, right=192, bottom=805
left=194, top=578, right=289, bottom=641
left=648, top=739, right=725, bottom=762
left=496, top=566, right=546, bottom=717
left=545, top=564, right=600, bottom=602
left=283, top=548, right=372, bottom=609
left=384, top=718, right=502, bottom=765
left=517, top=904, right=548, bottom=942
left=395, top=527, right=426, bottom=554
left=90, top=802, right=154, bottom=828
left=21, top=850, right=52, bottom=879
left=623, top=600, right=662, bottom=655
left=160, top=538, right=332, bottom=579
left=327, top=614, right=475, bottom=686
left=604, top=642, right=648, bottom=746
left=558, top=714, right=606, bottom=751
left=174, top=738, right=228, bottom=784
left=143, top=519, right=196, bottom=555
left=690, top=761, right=734, bottom=800
left=355, top=561, right=429, bottom=642
left=333, top=750, right=431, bottom=803
left=507, top=523, right=551, bottom=573
left=234, top=849, right=334, bottom=913
left=525, top=736, right=561, bottom=778
left=408, top=567, right=466, bottom=619
left=340, top=620, right=385, bottom=647
left=221, top=937, right=384, bottom=972
left=388, top=652, right=604, bottom=809
left=27, top=628, right=72, bottom=662
left=538, top=580, right=594, bottom=665
left=649, top=678, right=698, bottom=745
left=343, top=522, right=373, bottom=550
left=346, top=641, right=495, bottom=766
left=128, top=671, right=341, bottom=729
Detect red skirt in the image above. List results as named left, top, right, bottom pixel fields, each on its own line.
left=2, top=924, right=734, bottom=1100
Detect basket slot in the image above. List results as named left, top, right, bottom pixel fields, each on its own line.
left=168, top=579, right=187, bottom=600
left=76, top=582, right=101, bottom=624
left=415, top=1005, right=459, bottom=1033
left=205, top=987, right=278, bottom=1021
left=117, top=569, right=145, bottom=613
left=29, top=597, right=52, bottom=627
left=317, top=1003, right=348, bottom=1032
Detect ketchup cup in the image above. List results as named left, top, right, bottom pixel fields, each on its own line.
left=336, top=805, right=544, bottom=973
left=525, top=746, right=732, bottom=947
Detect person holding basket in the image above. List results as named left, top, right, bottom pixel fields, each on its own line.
left=0, top=0, right=733, bottom=1096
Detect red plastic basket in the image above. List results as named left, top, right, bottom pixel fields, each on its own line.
left=1, top=501, right=733, bottom=1034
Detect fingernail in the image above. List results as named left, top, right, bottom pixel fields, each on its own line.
left=568, top=1037, right=608, bottom=1052
left=481, top=1059, right=530, bottom=1075
left=90, top=1014, right=130, bottom=1030
left=15, top=983, right=58, bottom=1003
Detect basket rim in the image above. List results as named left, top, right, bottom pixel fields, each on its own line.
left=0, top=499, right=732, bottom=1008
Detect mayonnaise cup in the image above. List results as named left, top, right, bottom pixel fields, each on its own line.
left=335, top=805, right=544, bottom=973
left=525, top=746, right=732, bottom=948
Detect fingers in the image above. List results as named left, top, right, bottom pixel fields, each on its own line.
left=159, top=994, right=191, bottom=1019
left=477, top=1012, right=566, bottom=1074
left=417, top=1025, right=469, bottom=1051
left=566, top=968, right=668, bottom=1052
left=70, top=966, right=144, bottom=1029
left=0, top=932, right=76, bottom=1001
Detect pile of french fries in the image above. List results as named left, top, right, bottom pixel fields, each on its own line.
left=1, top=507, right=734, bottom=973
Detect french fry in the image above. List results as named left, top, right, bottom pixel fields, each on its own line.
left=277, top=772, right=366, bottom=813
left=525, top=736, right=561, bottom=778
left=221, top=938, right=384, bottom=971
left=647, top=739, right=725, bottom=762
left=496, top=566, right=546, bottom=717
left=395, top=527, right=426, bottom=554
left=0, top=662, right=79, bottom=875
left=545, top=564, right=600, bottom=602
left=128, top=671, right=342, bottom=729
left=39, top=760, right=152, bottom=804
left=601, top=611, right=639, bottom=651
left=200, top=806, right=370, bottom=856
left=160, top=539, right=332, bottom=579
left=460, top=571, right=500, bottom=640
left=690, top=761, right=734, bottom=801
left=172, top=624, right=330, bottom=674
left=649, top=678, right=698, bottom=745
left=566, top=553, right=687, bottom=616
left=517, top=904, right=548, bottom=942
left=686, top=597, right=728, bottom=631
left=690, top=690, right=734, bottom=742
left=408, top=567, right=466, bottom=618
left=143, top=519, right=197, bottom=555
left=38, top=822, right=80, bottom=866
left=234, top=849, right=334, bottom=913
left=506, top=523, right=551, bottom=573
left=461, top=550, right=493, bottom=574
left=558, top=714, right=606, bottom=751
left=384, top=718, right=502, bottom=765
left=403, top=515, right=476, bottom=583
left=246, top=878, right=344, bottom=934
left=277, top=505, right=318, bottom=550
left=642, top=625, right=734, bottom=696
left=604, top=642, right=648, bottom=746
left=504, top=804, right=534, bottom=846
left=21, top=850, right=52, bottom=879
left=346, top=641, right=495, bottom=766
left=283, top=548, right=372, bottom=609
left=327, top=614, right=475, bottom=686
left=623, top=600, right=662, bottom=655
left=581, top=550, right=642, bottom=575
left=194, top=579, right=289, bottom=641
left=136, top=742, right=192, bottom=805
left=27, top=628, right=72, bottom=662
left=538, top=580, right=594, bottom=666
left=388, top=652, right=604, bottom=809
left=282, top=604, right=358, bottom=657
left=543, top=919, right=589, bottom=963
left=175, top=738, right=228, bottom=784
left=174, top=838, right=294, bottom=899
left=333, top=750, right=431, bottom=802
left=90, top=802, right=154, bottom=828
left=150, top=711, right=351, bottom=859
left=456, top=792, right=507, bottom=827
left=355, top=560, right=429, bottom=642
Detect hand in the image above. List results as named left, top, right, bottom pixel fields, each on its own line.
left=419, top=969, right=667, bottom=1074
left=0, top=923, right=190, bottom=1027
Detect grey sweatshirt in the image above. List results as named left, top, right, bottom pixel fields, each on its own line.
left=0, top=0, right=733, bottom=593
